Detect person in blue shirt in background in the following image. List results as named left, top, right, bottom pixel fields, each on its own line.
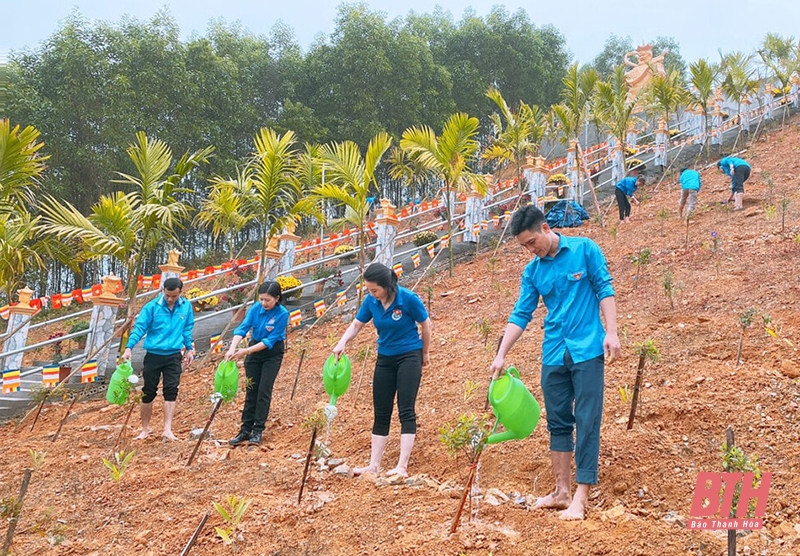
left=679, top=167, right=702, bottom=219
left=718, top=156, right=751, bottom=211
left=225, top=281, right=289, bottom=446
left=333, top=263, right=431, bottom=478
left=614, top=174, right=644, bottom=223
left=123, top=277, right=195, bottom=441
left=490, top=206, right=621, bottom=521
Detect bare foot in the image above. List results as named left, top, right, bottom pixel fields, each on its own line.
left=352, top=464, right=379, bottom=476
left=559, top=498, right=586, bottom=520
left=134, top=430, right=150, bottom=441
left=385, top=467, right=408, bottom=478
left=162, top=431, right=178, bottom=441
left=533, top=491, right=571, bottom=510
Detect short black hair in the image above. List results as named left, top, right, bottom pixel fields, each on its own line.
left=163, top=277, right=183, bottom=291
left=258, top=280, right=282, bottom=303
left=509, top=205, right=546, bottom=237
left=363, top=262, right=398, bottom=299
left=680, top=167, right=689, bottom=173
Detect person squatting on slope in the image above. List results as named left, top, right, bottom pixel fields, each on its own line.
left=490, top=205, right=621, bottom=520
left=333, top=263, right=432, bottom=478
left=718, top=156, right=751, bottom=211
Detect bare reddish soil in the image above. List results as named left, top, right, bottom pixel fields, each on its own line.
left=2, top=122, right=800, bottom=556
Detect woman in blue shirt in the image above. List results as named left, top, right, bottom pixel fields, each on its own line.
left=225, top=281, right=289, bottom=446
left=333, top=263, right=431, bottom=477
left=614, top=174, right=644, bottom=223
left=717, top=156, right=751, bottom=211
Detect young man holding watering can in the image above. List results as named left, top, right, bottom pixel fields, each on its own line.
left=225, top=281, right=289, bottom=446
left=490, top=205, right=621, bottom=520
left=122, top=278, right=195, bottom=441
left=333, top=263, right=431, bottom=478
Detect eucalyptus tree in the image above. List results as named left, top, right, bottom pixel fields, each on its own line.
left=482, top=87, right=546, bottom=191
left=401, top=113, right=488, bottom=276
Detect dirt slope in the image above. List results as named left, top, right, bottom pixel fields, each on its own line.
left=1, top=123, right=800, bottom=556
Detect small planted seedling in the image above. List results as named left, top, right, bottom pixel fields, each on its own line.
left=780, top=193, right=790, bottom=233
left=609, top=224, right=619, bottom=242
left=763, top=204, right=777, bottom=220
left=213, top=495, right=251, bottom=547
left=763, top=314, right=794, bottom=348
left=627, top=340, right=660, bottom=430
left=661, top=268, right=681, bottom=309
left=618, top=385, right=631, bottom=403
left=474, top=318, right=493, bottom=350
left=103, top=450, right=135, bottom=482
left=299, top=407, right=327, bottom=503
left=463, top=379, right=480, bottom=402
left=703, top=231, right=721, bottom=277
left=440, top=412, right=493, bottom=533
left=656, top=207, right=670, bottom=236
left=736, top=308, right=757, bottom=366
left=720, top=427, right=764, bottom=555
left=631, top=247, right=652, bottom=286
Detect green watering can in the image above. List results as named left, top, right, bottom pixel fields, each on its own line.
left=214, top=360, right=239, bottom=403
left=322, top=353, right=352, bottom=406
left=106, top=361, right=136, bottom=405
left=486, top=366, right=540, bottom=445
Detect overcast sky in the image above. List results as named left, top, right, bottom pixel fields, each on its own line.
left=4, top=0, right=798, bottom=65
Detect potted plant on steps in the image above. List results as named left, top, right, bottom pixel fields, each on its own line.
left=69, top=320, right=90, bottom=350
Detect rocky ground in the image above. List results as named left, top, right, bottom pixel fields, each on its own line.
left=1, top=120, right=800, bottom=556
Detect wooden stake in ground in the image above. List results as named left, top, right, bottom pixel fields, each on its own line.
left=627, top=340, right=659, bottom=430
left=113, top=399, right=139, bottom=452
left=52, top=387, right=87, bottom=442
left=186, top=397, right=223, bottom=467
left=352, top=346, right=371, bottom=409
left=1, top=468, right=33, bottom=556
left=289, top=348, right=307, bottom=401
left=725, top=427, right=736, bottom=556
left=298, top=426, right=319, bottom=504
left=179, top=512, right=210, bottom=556
left=450, top=456, right=482, bottom=534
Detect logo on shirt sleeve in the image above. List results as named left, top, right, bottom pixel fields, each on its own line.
left=392, top=309, right=403, bottom=321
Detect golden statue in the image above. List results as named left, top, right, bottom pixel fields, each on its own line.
left=624, top=45, right=668, bottom=102
left=167, top=248, right=182, bottom=266
left=268, top=235, right=280, bottom=251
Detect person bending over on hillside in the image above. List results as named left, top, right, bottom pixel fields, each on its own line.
left=614, top=174, right=644, bottom=223
left=678, top=167, right=702, bottom=219
left=490, top=205, right=621, bottom=521
left=225, top=281, right=289, bottom=447
left=122, top=277, right=194, bottom=441
left=717, top=156, right=751, bottom=211
left=333, top=263, right=431, bottom=478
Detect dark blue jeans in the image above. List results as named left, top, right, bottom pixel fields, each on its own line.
left=372, top=350, right=422, bottom=435
left=541, top=349, right=604, bottom=484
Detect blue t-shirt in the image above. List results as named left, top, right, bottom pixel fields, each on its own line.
left=355, top=286, right=429, bottom=356
left=233, top=303, right=289, bottom=350
left=680, top=169, right=701, bottom=191
left=615, top=176, right=638, bottom=196
left=508, top=234, right=615, bottom=365
left=718, top=157, right=750, bottom=176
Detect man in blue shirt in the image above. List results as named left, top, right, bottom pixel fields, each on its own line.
left=490, top=205, right=621, bottom=520
left=717, top=156, right=751, bottom=211
left=123, top=277, right=194, bottom=441
left=679, top=167, right=702, bottom=219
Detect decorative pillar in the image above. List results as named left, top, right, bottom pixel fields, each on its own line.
left=626, top=122, right=638, bottom=150
left=763, top=83, right=773, bottom=121
left=159, top=248, right=185, bottom=283
left=792, top=76, right=800, bottom=108
left=526, top=156, right=547, bottom=211
left=740, top=94, right=751, bottom=132
left=374, top=199, right=398, bottom=268
left=464, top=189, right=484, bottom=243
left=654, top=118, right=668, bottom=168
left=278, top=228, right=302, bottom=275
left=611, top=144, right=625, bottom=184
left=567, top=140, right=579, bottom=201
left=259, top=236, right=283, bottom=282
left=710, top=105, right=724, bottom=146
left=607, top=133, right=616, bottom=160
left=87, top=274, right=123, bottom=379
left=692, top=107, right=706, bottom=145
left=0, top=287, right=38, bottom=373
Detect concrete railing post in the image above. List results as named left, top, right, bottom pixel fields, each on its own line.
left=87, top=274, right=124, bottom=379
left=374, top=199, right=398, bottom=268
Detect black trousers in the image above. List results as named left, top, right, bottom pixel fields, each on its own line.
left=142, top=352, right=182, bottom=403
left=240, top=340, right=285, bottom=434
left=615, top=188, right=631, bottom=220
left=732, top=165, right=750, bottom=193
left=372, top=349, right=422, bottom=435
